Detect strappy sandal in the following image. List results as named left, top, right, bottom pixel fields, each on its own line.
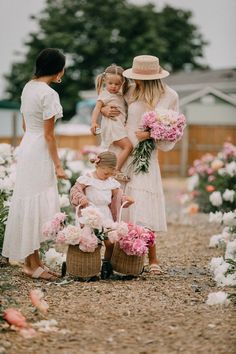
left=43, top=265, right=60, bottom=277
left=23, top=266, right=57, bottom=281
left=148, top=264, right=164, bottom=275
left=115, top=172, right=130, bottom=183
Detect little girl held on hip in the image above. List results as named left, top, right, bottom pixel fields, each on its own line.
left=90, top=64, right=133, bottom=182
left=70, top=151, right=134, bottom=279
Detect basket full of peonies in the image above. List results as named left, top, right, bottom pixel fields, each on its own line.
left=109, top=222, right=155, bottom=275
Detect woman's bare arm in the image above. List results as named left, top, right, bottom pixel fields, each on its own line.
left=100, top=105, right=120, bottom=120
left=43, top=117, right=67, bottom=179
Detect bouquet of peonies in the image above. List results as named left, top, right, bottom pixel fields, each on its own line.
left=107, top=222, right=155, bottom=256
left=132, top=109, right=186, bottom=173
left=54, top=206, right=111, bottom=253
left=42, top=212, right=66, bottom=240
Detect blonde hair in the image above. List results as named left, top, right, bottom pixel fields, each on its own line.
left=91, top=151, right=117, bottom=169
left=130, top=79, right=165, bottom=109
left=95, top=64, right=129, bottom=95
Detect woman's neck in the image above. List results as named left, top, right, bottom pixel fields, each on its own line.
left=33, top=76, right=53, bottom=85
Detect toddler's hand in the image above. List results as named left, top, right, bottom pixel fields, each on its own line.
left=79, top=197, right=89, bottom=209
left=90, top=122, right=100, bottom=135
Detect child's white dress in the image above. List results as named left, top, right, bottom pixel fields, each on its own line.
left=77, top=172, right=120, bottom=221
left=2, top=81, right=63, bottom=261
left=98, top=89, right=127, bottom=149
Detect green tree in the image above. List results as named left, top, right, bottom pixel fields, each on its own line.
left=5, top=0, right=206, bottom=119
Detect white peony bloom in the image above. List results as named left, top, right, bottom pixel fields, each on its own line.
left=0, top=143, right=12, bottom=159
left=64, top=169, right=72, bottom=179
left=0, top=156, right=5, bottom=165
left=225, top=161, right=236, bottom=177
left=206, top=292, right=229, bottom=306
left=222, top=211, right=236, bottom=227
left=209, top=211, right=223, bottom=224
left=187, top=174, right=199, bottom=191
left=225, top=239, right=236, bottom=259
left=217, top=168, right=226, bottom=176
left=209, top=191, right=222, bottom=207
left=59, top=194, right=70, bottom=208
left=67, top=160, right=87, bottom=173
left=59, top=179, right=71, bottom=193
left=222, top=189, right=235, bottom=203
left=44, top=248, right=66, bottom=268
left=210, top=257, right=224, bottom=273
left=209, top=234, right=224, bottom=248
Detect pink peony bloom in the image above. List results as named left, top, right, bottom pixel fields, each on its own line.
left=79, top=226, right=98, bottom=252
left=3, top=308, right=28, bottom=328
left=107, top=230, right=119, bottom=243
left=30, top=289, right=49, bottom=313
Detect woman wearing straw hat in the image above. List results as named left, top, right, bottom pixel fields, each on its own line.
left=101, top=55, right=179, bottom=275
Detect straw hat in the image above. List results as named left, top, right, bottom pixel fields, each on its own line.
left=123, top=55, right=169, bottom=80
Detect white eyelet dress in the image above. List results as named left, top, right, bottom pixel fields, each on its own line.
left=77, top=173, right=120, bottom=221
left=2, top=81, right=63, bottom=261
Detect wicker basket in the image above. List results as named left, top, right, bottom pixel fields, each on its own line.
left=66, top=244, right=101, bottom=277
left=111, top=243, right=144, bottom=276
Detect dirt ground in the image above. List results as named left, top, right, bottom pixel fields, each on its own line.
left=0, top=179, right=235, bottom=354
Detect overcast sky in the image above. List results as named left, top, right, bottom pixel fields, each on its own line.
left=0, top=0, right=235, bottom=97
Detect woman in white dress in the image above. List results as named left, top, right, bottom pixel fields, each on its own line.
left=102, top=55, right=179, bottom=274
left=2, top=48, right=67, bottom=280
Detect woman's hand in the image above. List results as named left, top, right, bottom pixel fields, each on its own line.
left=101, top=105, right=120, bottom=120
left=55, top=166, right=68, bottom=179
left=135, top=130, right=151, bottom=142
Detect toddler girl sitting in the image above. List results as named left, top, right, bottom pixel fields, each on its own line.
left=70, top=151, right=134, bottom=279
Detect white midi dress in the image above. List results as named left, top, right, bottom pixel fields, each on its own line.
left=98, top=90, right=127, bottom=150
left=111, top=85, right=179, bottom=232
left=77, top=173, right=120, bottom=221
left=2, top=81, right=63, bottom=261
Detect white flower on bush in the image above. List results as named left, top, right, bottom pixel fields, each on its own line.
left=65, top=169, right=73, bottom=179
left=206, top=292, right=229, bottom=306
left=210, top=257, right=224, bottom=272
left=225, top=239, right=236, bottom=259
left=79, top=206, right=103, bottom=230
left=59, top=194, right=70, bottom=208
left=44, top=248, right=66, bottom=268
left=0, top=143, right=12, bottom=160
left=67, top=161, right=86, bottom=173
left=209, top=191, right=222, bottom=207
left=209, top=234, right=224, bottom=248
left=222, top=211, right=236, bottom=227
left=217, top=168, right=226, bottom=176
left=225, top=161, right=236, bottom=177
left=0, top=176, right=14, bottom=193
left=222, top=189, right=235, bottom=203
left=59, top=179, right=71, bottom=193
left=187, top=174, right=199, bottom=192
left=209, top=211, right=223, bottom=224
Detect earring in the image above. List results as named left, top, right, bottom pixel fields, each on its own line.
left=56, top=75, right=62, bottom=83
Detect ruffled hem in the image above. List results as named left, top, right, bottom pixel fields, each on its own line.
left=77, top=174, right=120, bottom=190
left=2, top=185, right=60, bottom=261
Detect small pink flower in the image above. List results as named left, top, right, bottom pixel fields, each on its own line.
left=3, top=308, right=28, bottom=328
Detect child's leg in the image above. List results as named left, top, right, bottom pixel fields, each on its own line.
left=104, top=239, right=114, bottom=261
left=148, top=244, right=159, bottom=265
left=113, top=137, right=133, bottom=171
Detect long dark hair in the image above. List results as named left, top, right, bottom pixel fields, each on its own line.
left=34, top=48, right=66, bottom=78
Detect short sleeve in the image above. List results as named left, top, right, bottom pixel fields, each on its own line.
left=42, top=91, right=63, bottom=120
left=76, top=175, right=91, bottom=186
left=97, top=91, right=110, bottom=105
left=109, top=178, right=120, bottom=189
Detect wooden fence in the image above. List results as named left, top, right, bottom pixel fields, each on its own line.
left=1, top=124, right=235, bottom=176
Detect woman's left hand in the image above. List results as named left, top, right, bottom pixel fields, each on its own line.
left=135, top=130, right=150, bottom=141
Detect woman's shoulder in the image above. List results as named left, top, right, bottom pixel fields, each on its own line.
left=164, top=85, right=178, bottom=99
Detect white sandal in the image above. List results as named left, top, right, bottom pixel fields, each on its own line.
left=148, top=264, right=163, bottom=275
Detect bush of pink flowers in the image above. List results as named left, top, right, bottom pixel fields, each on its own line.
left=132, top=108, right=186, bottom=173
left=108, top=222, right=155, bottom=257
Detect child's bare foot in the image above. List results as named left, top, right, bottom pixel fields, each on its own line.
left=115, top=171, right=130, bottom=182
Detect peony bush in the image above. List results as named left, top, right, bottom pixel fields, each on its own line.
left=187, top=142, right=236, bottom=213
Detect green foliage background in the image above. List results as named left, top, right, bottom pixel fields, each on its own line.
left=5, top=0, right=207, bottom=118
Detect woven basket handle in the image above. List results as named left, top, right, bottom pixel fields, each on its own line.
left=118, top=201, right=129, bottom=223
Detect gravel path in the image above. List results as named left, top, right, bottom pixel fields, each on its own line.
left=0, top=179, right=235, bottom=354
